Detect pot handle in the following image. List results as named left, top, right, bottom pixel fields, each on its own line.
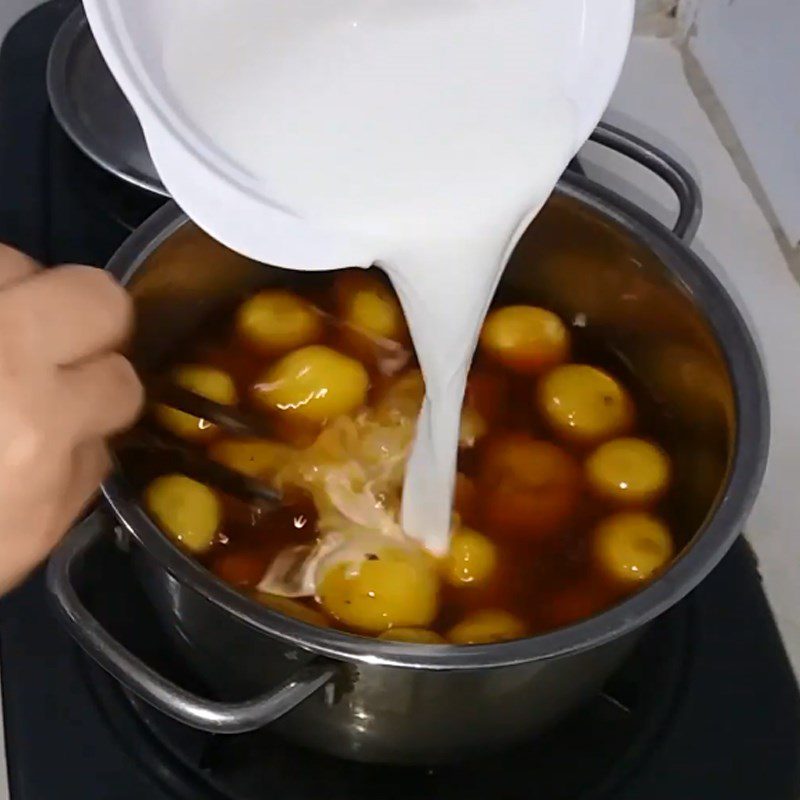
left=46, top=512, right=337, bottom=735
left=589, top=123, right=703, bottom=243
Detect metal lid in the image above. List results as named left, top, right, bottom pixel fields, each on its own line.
left=46, top=6, right=168, bottom=197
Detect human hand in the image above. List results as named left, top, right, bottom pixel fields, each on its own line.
left=0, top=244, right=143, bottom=594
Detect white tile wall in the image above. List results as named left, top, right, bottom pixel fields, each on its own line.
left=688, top=0, right=800, bottom=246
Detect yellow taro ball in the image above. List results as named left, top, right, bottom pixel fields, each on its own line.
left=317, top=548, right=439, bottom=634
left=480, top=305, right=570, bottom=375
left=459, top=406, right=488, bottom=449
left=209, top=438, right=294, bottom=480
left=145, top=474, right=221, bottom=554
left=236, top=290, right=322, bottom=354
left=442, top=528, right=497, bottom=588
left=335, top=271, right=405, bottom=342
left=155, top=365, right=237, bottom=442
left=538, top=364, right=634, bottom=445
left=447, top=610, right=527, bottom=645
left=253, top=345, right=369, bottom=423
left=375, top=369, right=486, bottom=446
left=375, top=369, right=424, bottom=423
left=379, top=628, right=446, bottom=644
left=586, top=438, right=670, bottom=505
left=594, top=512, right=674, bottom=584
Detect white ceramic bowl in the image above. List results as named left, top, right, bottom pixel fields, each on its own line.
left=82, top=0, right=634, bottom=268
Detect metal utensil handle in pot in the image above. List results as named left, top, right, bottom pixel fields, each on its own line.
left=589, top=123, right=702, bottom=242
left=46, top=512, right=337, bottom=734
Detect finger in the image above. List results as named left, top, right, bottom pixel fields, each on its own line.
left=57, top=438, right=112, bottom=532
left=0, top=243, right=39, bottom=289
left=60, top=352, right=145, bottom=439
left=0, top=265, right=134, bottom=365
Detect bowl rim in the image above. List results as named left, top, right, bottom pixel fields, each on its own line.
left=103, top=173, right=770, bottom=670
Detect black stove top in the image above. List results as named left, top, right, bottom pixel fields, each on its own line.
left=0, top=3, right=799, bottom=799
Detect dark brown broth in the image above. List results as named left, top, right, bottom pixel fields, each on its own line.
left=131, top=270, right=685, bottom=639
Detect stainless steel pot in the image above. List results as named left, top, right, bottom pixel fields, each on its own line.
left=47, top=125, right=769, bottom=764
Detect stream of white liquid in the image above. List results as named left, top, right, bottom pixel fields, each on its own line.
left=164, top=0, right=584, bottom=556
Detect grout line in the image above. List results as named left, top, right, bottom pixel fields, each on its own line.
left=634, top=0, right=678, bottom=37
left=674, top=0, right=701, bottom=42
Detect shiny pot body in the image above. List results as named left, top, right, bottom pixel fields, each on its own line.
left=48, top=126, right=769, bottom=764
left=131, top=540, right=636, bottom=762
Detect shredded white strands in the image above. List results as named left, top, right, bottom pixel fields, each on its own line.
left=256, top=408, right=420, bottom=598
left=255, top=362, right=495, bottom=598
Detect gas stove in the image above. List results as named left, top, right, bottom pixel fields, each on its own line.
left=0, top=3, right=798, bottom=799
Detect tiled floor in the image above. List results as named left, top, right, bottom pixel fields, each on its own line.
left=583, top=35, right=800, bottom=675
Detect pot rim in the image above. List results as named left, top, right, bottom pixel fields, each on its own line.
left=103, top=173, right=769, bottom=670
